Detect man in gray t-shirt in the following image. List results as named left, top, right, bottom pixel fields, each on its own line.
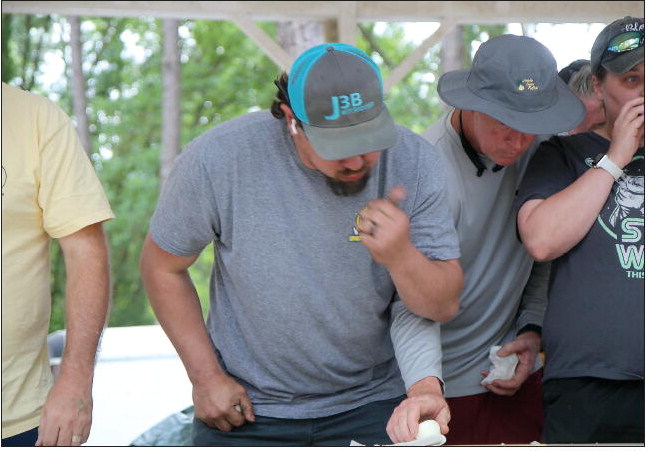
left=140, top=43, right=462, bottom=446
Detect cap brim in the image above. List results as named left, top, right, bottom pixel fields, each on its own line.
left=302, top=107, right=399, bottom=161
left=603, top=49, right=645, bottom=74
left=438, top=70, right=586, bottom=135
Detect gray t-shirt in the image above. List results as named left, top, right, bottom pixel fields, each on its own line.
left=395, top=110, right=547, bottom=398
left=149, top=110, right=459, bottom=418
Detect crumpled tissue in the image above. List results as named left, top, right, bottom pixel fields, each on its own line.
left=481, top=345, right=518, bottom=386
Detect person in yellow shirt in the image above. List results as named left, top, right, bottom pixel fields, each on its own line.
left=2, top=83, right=115, bottom=446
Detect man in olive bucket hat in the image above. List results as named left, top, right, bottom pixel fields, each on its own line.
left=389, top=34, right=585, bottom=445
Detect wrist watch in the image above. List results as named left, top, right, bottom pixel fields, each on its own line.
left=593, top=153, right=624, bottom=181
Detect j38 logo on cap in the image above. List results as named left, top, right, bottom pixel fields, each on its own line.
left=324, top=92, right=375, bottom=120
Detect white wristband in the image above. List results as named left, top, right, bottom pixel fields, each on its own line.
left=594, top=154, right=624, bottom=181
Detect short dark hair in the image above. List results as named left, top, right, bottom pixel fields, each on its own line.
left=270, top=72, right=289, bottom=119
left=270, top=71, right=303, bottom=129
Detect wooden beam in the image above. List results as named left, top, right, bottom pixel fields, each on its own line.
left=337, top=1, right=358, bottom=45
left=383, top=20, right=455, bottom=92
left=229, top=14, right=294, bottom=70
left=2, top=1, right=643, bottom=24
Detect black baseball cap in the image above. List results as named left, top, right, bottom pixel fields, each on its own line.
left=558, top=59, right=590, bottom=84
left=591, top=16, right=644, bottom=75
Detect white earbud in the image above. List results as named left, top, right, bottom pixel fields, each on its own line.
left=289, top=119, right=298, bottom=135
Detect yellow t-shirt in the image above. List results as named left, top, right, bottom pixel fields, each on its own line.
left=1, top=83, right=115, bottom=438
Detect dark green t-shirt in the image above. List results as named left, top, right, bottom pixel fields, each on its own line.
left=516, top=132, right=644, bottom=381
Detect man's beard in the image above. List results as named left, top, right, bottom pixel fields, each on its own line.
left=326, top=172, right=371, bottom=196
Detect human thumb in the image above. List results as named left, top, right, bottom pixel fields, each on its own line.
left=387, top=186, right=407, bottom=205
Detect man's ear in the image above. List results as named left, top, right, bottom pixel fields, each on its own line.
left=280, top=104, right=298, bottom=135
left=279, top=103, right=293, bottom=117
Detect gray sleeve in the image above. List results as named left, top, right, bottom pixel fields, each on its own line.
left=149, top=144, right=219, bottom=256
left=515, top=260, right=550, bottom=331
left=409, top=135, right=460, bottom=262
left=390, top=298, right=443, bottom=390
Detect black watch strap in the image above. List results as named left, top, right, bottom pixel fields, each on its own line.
left=517, top=323, right=542, bottom=336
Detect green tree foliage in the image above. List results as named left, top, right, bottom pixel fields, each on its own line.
left=463, top=24, right=507, bottom=65
left=357, top=22, right=446, bottom=134
left=1, top=13, right=502, bottom=331
left=1, top=15, right=17, bottom=83
left=2, top=14, right=56, bottom=92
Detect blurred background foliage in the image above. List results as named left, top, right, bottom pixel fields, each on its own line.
left=1, top=13, right=504, bottom=331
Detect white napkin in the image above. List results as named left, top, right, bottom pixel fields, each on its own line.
left=350, top=419, right=446, bottom=446
left=350, top=434, right=446, bottom=447
left=481, top=345, right=518, bottom=386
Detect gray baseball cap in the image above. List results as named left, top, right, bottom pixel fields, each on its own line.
left=288, top=43, right=398, bottom=161
left=591, top=16, right=644, bottom=75
left=438, top=34, right=585, bottom=135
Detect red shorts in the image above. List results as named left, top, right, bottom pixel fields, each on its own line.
left=445, top=369, right=543, bottom=445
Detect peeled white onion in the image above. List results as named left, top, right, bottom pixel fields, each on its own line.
left=416, top=419, right=441, bottom=440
